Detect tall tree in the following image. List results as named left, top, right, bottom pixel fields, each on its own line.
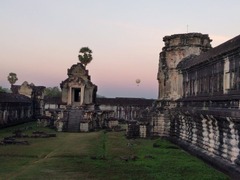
left=7, top=72, right=18, bottom=86
left=78, top=47, right=93, bottom=67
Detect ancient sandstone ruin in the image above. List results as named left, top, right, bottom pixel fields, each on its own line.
left=60, top=63, right=97, bottom=107
left=1, top=31, right=240, bottom=177
left=152, top=33, right=240, bottom=177
left=55, top=63, right=153, bottom=132
left=157, top=33, right=212, bottom=100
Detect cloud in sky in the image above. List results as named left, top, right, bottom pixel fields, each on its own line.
left=1, top=0, right=240, bottom=99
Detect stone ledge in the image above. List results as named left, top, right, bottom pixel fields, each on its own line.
left=168, top=137, right=240, bottom=179
left=174, top=107, right=240, bottom=120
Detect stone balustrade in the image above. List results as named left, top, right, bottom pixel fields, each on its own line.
left=169, top=107, right=240, bottom=165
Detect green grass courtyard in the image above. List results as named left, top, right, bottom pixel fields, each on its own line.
left=0, top=122, right=228, bottom=180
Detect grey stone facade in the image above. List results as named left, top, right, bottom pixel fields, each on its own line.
left=97, top=97, right=154, bottom=120
left=154, top=33, right=240, bottom=177
left=0, top=92, right=32, bottom=127
left=157, top=33, right=212, bottom=100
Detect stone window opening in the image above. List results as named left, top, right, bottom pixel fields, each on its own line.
left=73, top=88, right=81, bottom=102
left=229, top=58, right=239, bottom=90
left=223, top=57, right=230, bottom=93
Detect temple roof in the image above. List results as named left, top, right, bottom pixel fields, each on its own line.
left=60, top=63, right=96, bottom=88
left=0, top=92, right=31, bottom=103
left=163, top=33, right=210, bottom=41
left=177, top=34, right=240, bottom=70
left=11, top=84, right=45, bottom=95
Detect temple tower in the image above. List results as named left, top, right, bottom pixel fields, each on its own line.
left=151, top=33, right=212, bottom=137
left=60, top=63, right=97, bottom=107
left=157, top=33, right=212, bottom=100
left=59, top=63, right=98, bottom=132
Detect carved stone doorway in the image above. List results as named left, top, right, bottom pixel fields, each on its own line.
left=72, top=88, right=81, bottom=106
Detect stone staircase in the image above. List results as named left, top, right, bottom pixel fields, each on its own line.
left=67, top=109, right=83, bottom=132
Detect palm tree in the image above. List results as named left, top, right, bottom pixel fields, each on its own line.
left=78, top=47, right=93, bottom=67
left=7, top=72, right=18, bottom=86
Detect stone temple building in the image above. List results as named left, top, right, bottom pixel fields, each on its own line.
left=158, top=33, right=212, bottom=100
left=60, top=63, right=97, bottom=108
left=149, top=33, right=240, bottom=178
left=54, top=63, right=154, bottom=132
left=56, top=63, right=98, bottom=132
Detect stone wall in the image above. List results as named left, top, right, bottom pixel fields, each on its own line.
left=97, top=97, right=154, bottom=120
left=149, top=100, right=171, bottom=137
left=168, top=34, right=240, bottom=167
left=153, top=33, right=240, bottom=176
left=170, top=107, right=240, bottom=163
left=11, top=82, right=45, bottom=117
left=166, top=105, right=240, bottom=177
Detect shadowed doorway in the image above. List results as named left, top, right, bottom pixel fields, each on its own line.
left=72, top=88, right=81, bottom=105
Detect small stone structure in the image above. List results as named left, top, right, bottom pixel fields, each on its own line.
left=57, top=63, right=98, bottom=132
left=139, top=123, right=150, bottom=138
left=80, top=121, right=91, bottom=132
left=106, top=118, right=119, bottom=129
left=60, top=63, right=97, bottom=107
left=126, top=120, right=139, bottom=139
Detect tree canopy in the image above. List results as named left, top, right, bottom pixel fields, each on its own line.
left=0, top=86, right=10, bottom=93
left=78, top=47, right=93, bottom=67
left=7, top=72, right=18, bottom=85
left=44, top=87, right=61, bottom=97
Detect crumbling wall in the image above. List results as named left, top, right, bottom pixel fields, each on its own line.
left=149, top=100, right=171, bottom=137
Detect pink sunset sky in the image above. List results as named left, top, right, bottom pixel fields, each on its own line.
left=1, top=0, right=240, bottom=99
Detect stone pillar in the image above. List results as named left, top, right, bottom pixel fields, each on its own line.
left=67, top=87, right=72, bottom=105
left=80, top=85, right=85, bottom=105
left=223, top=57, right=230, bottom=93
left=139, top=124, right=147, bottom=138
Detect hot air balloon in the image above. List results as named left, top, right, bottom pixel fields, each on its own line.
left=136, top=79, right=141, bottom=86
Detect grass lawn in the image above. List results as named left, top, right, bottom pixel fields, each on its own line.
left=0, top=122, right=229, bottom=180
